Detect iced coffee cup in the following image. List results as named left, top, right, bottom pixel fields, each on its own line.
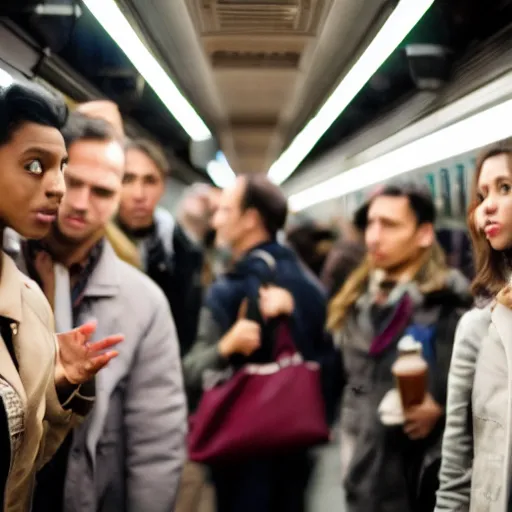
left=391, top=336, right=428, bottom=410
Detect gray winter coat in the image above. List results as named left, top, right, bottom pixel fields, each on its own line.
left=337, top=270, right=471, bottom=512
left=436, top=300, right=512, bottom=512
left=19, top=241, right=188, bottom=512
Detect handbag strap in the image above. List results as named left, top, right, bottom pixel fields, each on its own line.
left=245, top=249, right=297, bottom=358
left=244, top=249, right=276, bottom=302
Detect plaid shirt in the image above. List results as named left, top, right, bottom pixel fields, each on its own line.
left=22, top=239, right=105, bottom=414
left=23, top=238, right=105, bottom=324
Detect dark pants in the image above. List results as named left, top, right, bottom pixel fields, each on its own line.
left=416, top=459, right=440, bottom=512
left=32, top=433, right=72, bottom=512
left=211, top=452, right=312, bottom=512
left=403, top=434, right=440, bottom=512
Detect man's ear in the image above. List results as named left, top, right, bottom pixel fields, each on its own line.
left=417, top=223, right=435, bottom=248
left=244, top=207, right=260, bottom=231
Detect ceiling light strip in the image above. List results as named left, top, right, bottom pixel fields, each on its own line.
left=82, top=0, right=211, bottom=141
left=206, top=152, right=236, bottom=188
left=0, top=68, right=13, bottom=87
left=289, top=98, right=512, bottom=211
left=268, top=0, right=435, bottom=185
left=285, top=70, right=512, bottom=198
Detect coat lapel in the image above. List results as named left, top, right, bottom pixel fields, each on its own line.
left=76, top=242, right=124, bottom=467
left=0, top=339, right=26, bottom=409
left=0, top=254, right=27, bottom=407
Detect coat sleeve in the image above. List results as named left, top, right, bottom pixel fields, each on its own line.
left=124, top=293, right=187, bottom=512
left=33, top=284, right=87, bottom=469
left=182, top=306, right=229, bottom=395
left=435, top=308, right=488, bottom=512
left=39, top=349, right=84, bottom=469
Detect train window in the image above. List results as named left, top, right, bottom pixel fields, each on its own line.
left=440, top=168, right=452, bottom=217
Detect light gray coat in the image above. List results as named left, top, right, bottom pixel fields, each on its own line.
left=20, top=242, right=188, bottom=512
left=436, top=302, right=512, bottom=512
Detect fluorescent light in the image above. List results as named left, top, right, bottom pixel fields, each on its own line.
left=206, top=152, right=236, bottom=188
left=268, top=0, right=434, bottom=185
left=289, top=98, right=512, bottom=211
left=0, top=68, right=13, bottom=87
left=82, top=0, right=211, bottom=141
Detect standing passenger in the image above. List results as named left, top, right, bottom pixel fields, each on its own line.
left=0, top=82, right=122, bottom=511
left=17, top=112, right=187, bottom=512
left=115, top=139, right=211, bottom=357
left=436, top=140, right=512, bottom=511
left=184, top=175, right=327, bottom=512
left=328, top=183, right=472, bottom=512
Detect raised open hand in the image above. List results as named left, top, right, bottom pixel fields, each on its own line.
left=55, top=320, right=124, bottom=387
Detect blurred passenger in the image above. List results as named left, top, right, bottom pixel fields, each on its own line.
left=115, top=138, right=211, bottom=356
left=201, top=187, right=226, bottom=286
left=286, top=220, right=336, bottom=277
left=285, top=218, right=349, bottom=425
left=329, top=183, right=472, bottom=512
left=15, top=113, right=187, bottom=512
left=75, top=100, right=124, bottom=140
left=111, top=136, right=218, bottom=512
left=436, top=227, right=474, bottom=281
left=0, top=83, right=122, bottom=511
left=320, top=217, right=366, bottom=298
left=183, top=175, right=327, bottom=512
left=436, top=141, right=512, bottom=511
left=175, top=190, right=220, bottom=512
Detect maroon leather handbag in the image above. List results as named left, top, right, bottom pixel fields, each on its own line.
left=188, top=320, right=330, bottom=465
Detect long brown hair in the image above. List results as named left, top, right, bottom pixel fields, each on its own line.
left=469, top=139, right=512, bottom=297
left=105, top=222, right=142, bottom=269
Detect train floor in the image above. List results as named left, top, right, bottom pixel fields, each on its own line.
left=306, top=432, right=345, bottom=512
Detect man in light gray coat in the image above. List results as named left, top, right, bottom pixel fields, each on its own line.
left=16, top=113, right=187, bottom=511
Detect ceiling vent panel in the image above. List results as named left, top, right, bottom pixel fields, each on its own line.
left=211, top=50, right=301, bottom=68
left=193, top=0, right=322, bottom=34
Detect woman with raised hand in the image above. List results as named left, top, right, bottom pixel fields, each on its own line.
left=0, top=81, right=122, bottom=511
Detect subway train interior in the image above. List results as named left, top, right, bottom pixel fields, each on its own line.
left=4, top=0, right=512, bottom=221
left=2, top=0, right=512, bottom=511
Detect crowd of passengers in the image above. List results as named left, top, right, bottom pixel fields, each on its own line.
left=0, top=78, right=511, bottom=512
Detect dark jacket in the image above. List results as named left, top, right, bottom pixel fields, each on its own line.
left=337, top=269, right=472, bottom=512
left=146, top=222, right=204, bottom=357
left=117, top=212, right=204, bottom=357
left=183, top=241, right=327, bottom=410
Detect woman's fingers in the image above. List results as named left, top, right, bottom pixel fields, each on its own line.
left=76, top=320, right=98, bottom=339
left=88, top=351, right=119, bottom=373
left=87, top=334, right=124, bottom=354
